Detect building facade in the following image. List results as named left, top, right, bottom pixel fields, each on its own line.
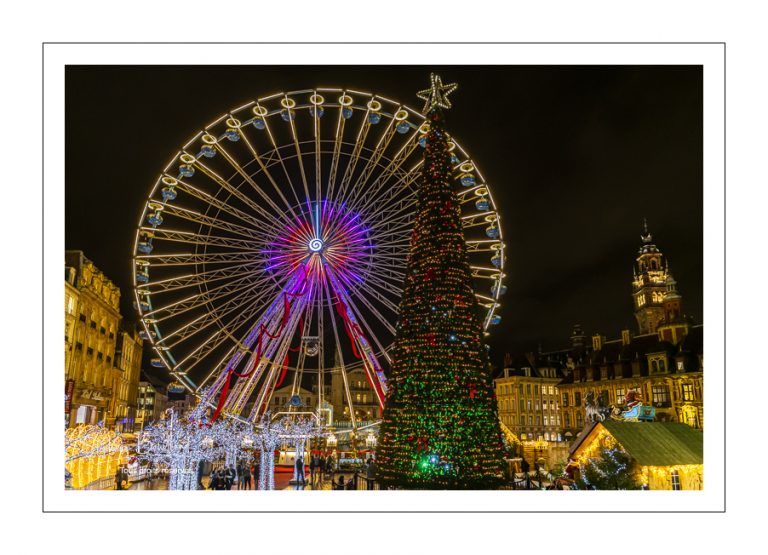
left=494, top=354, right=563, bottom=443
left=136, top=380, right=168, bottom=428
left=112, top=326, right=143, bottom=432
left=329, top=366, right=381, bottom=427
left=65, top=251, right=122, bottom=428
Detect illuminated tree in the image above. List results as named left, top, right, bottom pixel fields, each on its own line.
left=376, top=75, right=505, bottom=489
left=576, top=446, right=642, bottom=490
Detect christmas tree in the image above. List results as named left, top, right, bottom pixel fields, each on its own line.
left=576, top=446, right=642, bottom=490
left=376, top=74, right=505, bottom=489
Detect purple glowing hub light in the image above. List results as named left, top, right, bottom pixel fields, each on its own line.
left=263, top=200, right=372, bottom=288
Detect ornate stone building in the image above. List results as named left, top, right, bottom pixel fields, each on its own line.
left=113, top=326, right=143, bottom=432
left=65, top=251, right=122, bottom=427
left=496, top=224, right=703, bottom=457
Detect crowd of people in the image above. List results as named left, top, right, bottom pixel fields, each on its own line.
left=190, top=453, right=379, bottom=491
left=205, top=462, right=260, bottom=490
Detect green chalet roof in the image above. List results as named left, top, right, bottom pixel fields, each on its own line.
left=573, top=421, right=703, bottom=467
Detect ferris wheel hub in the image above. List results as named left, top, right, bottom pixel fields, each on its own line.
left=308, top=238, right=324, bottom=253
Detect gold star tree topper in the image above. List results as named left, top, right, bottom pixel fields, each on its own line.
left=417, top=73, right=458, bottom=113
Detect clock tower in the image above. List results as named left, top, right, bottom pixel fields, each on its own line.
left=632, top=220, right=669, bottom=334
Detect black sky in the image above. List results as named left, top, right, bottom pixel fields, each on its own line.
left=65, top=65, right=703, bottom=375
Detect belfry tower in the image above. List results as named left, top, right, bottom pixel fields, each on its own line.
left=632, top=220, right=669, bottom=334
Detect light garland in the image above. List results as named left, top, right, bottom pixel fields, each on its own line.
left=65, top=425, right=128, bottom=489
left=138, top=408, right=225, bottom=490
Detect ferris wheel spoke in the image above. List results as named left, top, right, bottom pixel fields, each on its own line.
left=223, top=265, right=317, bottom=415
left=334, top=110, right=373, bottom=205
left=174, top=300, right=274, bottom=377
left=144, top=273, right=272, bottom=322
left=242, top=292, right=312, bottom=419
left=136, top=250, right=264, bottom=267
left=156, top=282, right=274, bottom=350
left=321, top=275, right=357, bottom=429
left=359, top=168, right=420, bottom=224
left=259, top=112, right=308, bottom=228
left=347, top=131, right=420, bottom=214
left=325, top=99, right=348, bottom=204
left=140, top=227, right=264, bottom=252
left=155, top=202, right=262, bottom=242
left=335, top=115, right=397, bottom=208
left=136, top=260, right=263, bottom=295
left=358, top=271, right=403, bottom=302
left=286, top=102, right=312, bottom=212
left=169, top=176, right=273, bottom=234
left=188, top=156, right=282, bottom=234
left=209, top=138, right=296, bottom=231
left=236, top=131, right=302, bottom=223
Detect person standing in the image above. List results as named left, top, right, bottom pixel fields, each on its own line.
left=251, top=462, right=259, bottom=489
left=309, top=455, right=317, bottom=487
left=242, top=464, right=251, bottom=490
left=366, top=458, right=377, bottom=490
left=295, top=455, right=305, bottom=484
left=236, top=462, right=244, bottom=490
left=318, top=455, right=325, bottom=486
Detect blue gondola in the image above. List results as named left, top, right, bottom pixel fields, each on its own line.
left=136, top=271, right=149, bottom=283
left=201, top=145, right=216, bottom=158
left=368, top=112, right=381, bottom=124
left=491, top=284, right=508, bottom=296
left=342, top=107, right=353, bottom=119
left=252, top=118, right=266, bottom=130
left=396, top=121, right=410, bottom=134
left=147, top=213, right=163, bottom=226
left=309, top=106, right=324, bottom=118
left=461, top=174, right=476, bottom=187
left=450, top=154, right=460, bottom=164
left=137, top=242, right=153, bottom=254
left=490, top=314, right=502, bottom=325
left=151, top=358, right=165, bottom=368
left=475, top=197, right=489, bottom=211
left=179, top=164, right=194, bottom=178
left=224, top=129, right=240, bottom=141
left=139, top=330, right=156, bottom=341
left=491, top=254, right=502, bottom=268
left=281, top=109, right=295, bottom=121
left=418, top=136, right=427, bottom=148
left=161, top=187, right=177, bottom=201
left=485, top=225, right=499, bottom=239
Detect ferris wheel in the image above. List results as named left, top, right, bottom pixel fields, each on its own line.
left=132, top=86, right=507, bottom=427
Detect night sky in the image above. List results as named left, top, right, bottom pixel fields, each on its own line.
left=65, top=65, right=703, bottom=377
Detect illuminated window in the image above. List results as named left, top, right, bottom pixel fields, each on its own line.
left=528, top=416, right=533, bottom=425
left=652, top=385, right=671, bottom=407
left=564, top=413, right=571, bottom=427
left=682, top=384, right=695, bottom=402
left=576, top=412, right=583, bottom=427
left=671, top=470, right=681, bottom=490
left=616, top=387, right=625, bottom=404
left=562, top=393, right=569, bottom=407
left=574, top=392, right=581, bottom=406
left=543, top=416, right=548, bottom=426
